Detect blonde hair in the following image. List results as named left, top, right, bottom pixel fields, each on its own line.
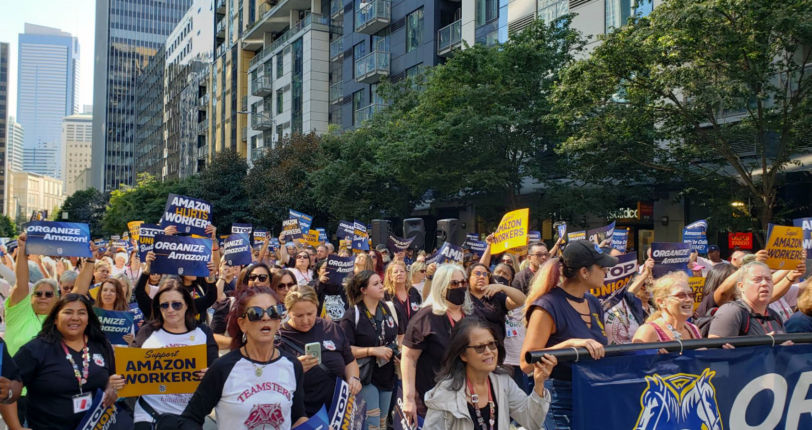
left=114, top=274, right=133, bottom=303
left=647, top=271, right=689, bottom=322
left=354, top=253, right=373, bottom=271
left=94, top=260, right=111, bottom=271
left=427, top=264, right=474, bottom=316
left=383, top=260, right=410, bottom=296
left=284, top=284, right=319, bottom=310
left=500, top=253, right=520, bottom=274
left=797, top=285, right=812, bottom=316
left=409, top=261, right=427, bottom=284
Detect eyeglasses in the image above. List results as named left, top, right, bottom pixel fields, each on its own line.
left=243, top=304, right=286, bottom=321
left=669, top=292, right=695, bottom=301
left=62, top=285, right=74, bottom=292
left=472, top=271, right=489, bottom=278
left=34, top=291, right=55, bottom=298
left=467, top=341, right=498, bottom=354
left=160, top=301, right=184, bottom=311
left=418, top=270, right=426, bottom=273
left=297, top=255, right=309, bottom=260
left=371, top=255, right=377, bottom=259
left=249, top=274, right=269, bottom=282
left=530, top=253, right=550, bottom=258
left=277, top=282, right=296, bottom=290
left=449, top=279, right=468, bottom=288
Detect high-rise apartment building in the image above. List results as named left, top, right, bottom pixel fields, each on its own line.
left=134, top=47, right=167, bottom=182
left=91, top=0, right=194, bottom=191
left=7, top=116, right=25, bottom=173
left=16, top=24, right=80, bottom=182
left=63, top=113, right=93, bottom=196
left=0, top=42, right=8, bottom=215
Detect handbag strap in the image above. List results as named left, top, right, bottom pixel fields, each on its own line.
left=138, top=396, right=161, bottom=422
left=279, top=335, right=332, bottom=375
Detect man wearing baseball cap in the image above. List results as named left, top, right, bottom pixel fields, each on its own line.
left=693, top=244, right=730, bottom=277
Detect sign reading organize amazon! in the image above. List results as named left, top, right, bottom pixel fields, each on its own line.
left=150, top=235, right=212, bottom=277
left=24, top=221, right=92, bottom=257
left=159, top=194, right=212, bottom=236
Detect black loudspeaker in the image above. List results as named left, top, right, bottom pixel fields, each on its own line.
left=371, top=219, right=391, bottom=247
left=403, top=218, right=425, bottom=250
left=436, top=219, right=459, bottom=247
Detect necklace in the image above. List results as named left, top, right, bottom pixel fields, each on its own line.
left=466, top=376, right=494, bottom=430
left=244, top=345, right=274, bottom=377
left=61, top=338, right=90, bottom=394
left=560, top=287, right=586, bottom=303
left=665, top=321, right=683, bottom=340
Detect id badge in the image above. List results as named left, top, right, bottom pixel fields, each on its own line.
left=73, top=392, right=93, bottom=414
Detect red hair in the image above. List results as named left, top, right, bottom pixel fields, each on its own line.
left=226, top=286, right=279, bottom=351
left=371, top=250, right=385, bottom=278
left=524, top=258, right=562, bottom=321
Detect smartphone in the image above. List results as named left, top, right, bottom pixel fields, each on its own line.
left=305, top=342, right=322, bottom=365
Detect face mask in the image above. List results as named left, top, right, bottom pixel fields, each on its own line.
left=446, top=287, right=466, bottom=306
left=493, top=275, right=510, bottom=286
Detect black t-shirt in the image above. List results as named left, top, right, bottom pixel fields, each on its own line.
left=339, top=303, right=399, bottom=391
left=0, top=338, right=21, bottom=381
left=15, top=337, right=114, bottom=430
left=466, top=389, right=499, bottom=430
left=316, top=281, right=349, bottom=322
left=470, top=292, right=509, bottom=344
left=402, top=306, right=462, bottom=416
left=385, top=288, right=423, bottom=329
left=278, top=319, right=355, bottom=416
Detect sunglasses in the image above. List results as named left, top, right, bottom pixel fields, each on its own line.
left=296, top=255, right=309, bottom=260
left=34, top=290, right=55, bottom=298
left=160, top=301, right=184, bottom=311
left=243, top=304, right=286, bottom=321
left=472, top=271, right=489, bottom=278
left=277, top=282, right=297, bottom=290
left=62, top=286, right=74, bottom=292
left=449, top=279, right=468, bottom=288
left=248, top=274, right=269, bottom=282
left=418, top=270, right=426, bottom=273
left=467, top=341, right=498, bottom=354
left=670, top=292, right=696, bottom=301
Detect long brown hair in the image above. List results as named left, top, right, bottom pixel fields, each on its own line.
left=149, top=278, right=198, bottom=331
left=95, top=278, right=129, bottom=311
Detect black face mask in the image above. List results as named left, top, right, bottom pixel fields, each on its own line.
left=493, top=275, right=510, bottom=286
left=446, top=287, right=466, bottom=306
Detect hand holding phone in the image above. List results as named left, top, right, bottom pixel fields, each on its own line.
left=305, top=342, right=322, bottom=365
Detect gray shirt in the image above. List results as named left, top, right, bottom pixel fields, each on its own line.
left=708, top=300, right=784, bottom=337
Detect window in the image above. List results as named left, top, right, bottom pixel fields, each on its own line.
left=406, top=8, right=423, bottom=52
left=605, top=0, right=633, bottom=32
left=276, top=89, right=283, bottom=114
left=406, top=64, right=423, bottom=80
left=353, top=42, right=367, bottom=78
left=276, top=53, right=283, bottom=78
left=538, top=0, right=568, bottom=24
left=476, top=0, right=498, bottom=27
left=352, top=90, right=366, bottom=125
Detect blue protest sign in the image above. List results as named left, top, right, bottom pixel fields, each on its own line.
left=282, top=218, right=304, bottom=241
left=94, top=308, right=134, bottom=346
left=352, top=221, right=369, bottom=251
left=611, top=229, right=628, bottom=251
left=594, top=252, right=638, bottom=301
left=316, top=228, right=328, bottom=244
left=270, top=238, right=280, bottom=251
left=685, top=219, right=708, bottom=231
left=792, top=218, right=812, bottom=253
left=572, top=344, right=812, bottom=430
left=466, top=233, right=479, bottom=242
left=683, top=228, right=708, bottom=254
left=393, top=387, right=423, bottom=430
left=588, top=221, right=615, bottom=244
left=557, top=223, right=567, bottom=240
left=289, top=209, right=313, bottom=233
left=328, top=378, right=366, bottom=430
left=568, top=231, right=586, bottom=242
left=129, top=302, right=144, bottom=333
left=24, top=222, right=92, bottom=258
left=387, top=235, right=415, bottom=253
left=326, top=255, right=355, bottom=285
left=426, top=243, right=464, bottom=265
left=338, top=220, right=355, bottom=240
left=651, top=242, right=692, bottom=278
left=232, top=223, right=252, bottom=235
left=293, top=405, right=330, bottom=430
left=223, top=234, right=252, bottom=266
left=159, top=193, right=212, bottom=236
left=151, top=235, right=212, bottom=277
left=528, top=231, right=541, bottom=243
left=74, top=388, right=133, bottom=430
left=253, top=228, right=267, bottom=242
left=466, top=240, right=487, bottom=255
left=137, top=224, right=164, bottom=261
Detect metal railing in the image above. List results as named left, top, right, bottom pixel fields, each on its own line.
left=355, top=103, right=385, bottom=124
left=355, top=0, right=391, bottom=33
left=216, top=0, right=225, bottom=12
left=248, top=13, right=330, bottom=69
left=198, top=145, right=207, bottom=160
left=251, top=112, right=275, bottom=130
left=438, top=20, right=462, bottom=54
left=251, top=75, right=273, bottom=96
left=330, top=38, right=344, bottom=61
left=198, top=93, right=209, bottom=107
left=241, top=96, right=248, bottom=111
left=355, top=51, right=390, bottom=81
left=329, top=82, right=343, bottom=104
left=198, top=118, right=209, bottom=134
left=216, top=18, right=226, bottom=36
left=331, top=0, right=343, bottom=18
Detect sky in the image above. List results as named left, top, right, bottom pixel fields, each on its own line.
left=1, top=0, right=97, bottom=118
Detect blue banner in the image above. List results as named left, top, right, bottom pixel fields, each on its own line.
left=74, top=388, right=133, bottom=430
left=24, top=222, right=92, bottom=258
left=611, top=229, right=629, bottom=251
left=588, top=221, right=615, bottom=244
left=793, top=218, right=812, bottom=253
left=160, top=194, right=212, bottom=236
left=94, top=308, right=134, bottom=346
left=289, top=209, right=314, bottom=233
left=317, top=228, right=328, bottom=244
left=528, top=231, right=541, bottom=243
left=557, top=223, right=567, bottom=240
left=466, top=240, right=487, bottom=255
left=352, top=221, right=369, bottom=251
left=466, top=233, right=479, bottom=242
left=137, top=224, right=164, bottom=261
left=338, top=221, right=355, bottom=240
left=651, top=242, right=692, bottom=278
left=326, top=255, right=355, bottom=285
left=129, top=302, right=144, bottom=333
left=270, top=237, right=280, bottom=251
left=293, top=405, right=330, bottom=430
left=151, top=235, right=212, bottom=277
left=232, top=223, right=252, bottom=235
left=683, top=228, right=709, bottom=254
left=223, top=234, right=252, bottom=266
left=572, top=344, right=812, bottom=430
left=426, top=243, right=464, bottom=265
left=328, top=378, right=366, bottom=430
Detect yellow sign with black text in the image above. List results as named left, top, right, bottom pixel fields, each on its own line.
left=765, top=225, right=804, bottom=270
left=493, top=209, right=529, bottom=252
left=689, top=277, right=705, bottom=312
left=304, top=229, right=321, bottom=248
left=115, top=344, right=206, bottom=397
left=127, top=221, right=144, bottom=242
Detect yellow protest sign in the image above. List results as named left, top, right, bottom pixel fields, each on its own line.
left=304, top=229, right=321, bottom=248
left=340, top=239, right=351, bottom=250
left=493, top=209, right=529, bottom=252
left=689, top=277, right=705, bottom=312
left=506, top=246, right=528, bottom=257
left=128, top=221, right=144, bottom=242
left=88, top=285, right=100, bottom=300
left=116, top=344, right=207, bottom=397
left=765, top=225, right=805, bottom=270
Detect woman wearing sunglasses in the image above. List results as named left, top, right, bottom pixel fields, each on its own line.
left=466, top=263, right=526, bottom=346
left=133, top=279, right=218, bottom=429
left=632, top=272, right=702, bottom=347
left=409, top=261, right=428, bottom=294
left=210, top=263, right=277, bottom=349
left=181, top=287, right=307, bottom=429
left=291, top=251, right=314, bottom=286
left=424, top=318, right=555, bottom=430
left=401, top=264, right=473, bottom=423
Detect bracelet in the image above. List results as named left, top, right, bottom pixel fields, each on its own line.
left=426, top=275, right=433, bottom=280
left=212, top=247, right=220, bottom=252
left=351, top=376, right=360, bottom=382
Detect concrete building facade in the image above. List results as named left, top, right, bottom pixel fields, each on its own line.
left=0, top=42, right=8, bottom=215
left=63, top=113, right=93, bottom=196
left=7, top=116, right=25, bottom=174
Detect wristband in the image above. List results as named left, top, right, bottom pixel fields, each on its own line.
left=212, top=247, right=220, bottom=252
left=351, top=376, right=360, bottom=382
left=426, top=275, right=433, bottom=281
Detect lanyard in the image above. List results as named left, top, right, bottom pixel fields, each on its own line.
left=362, top=302, right=388, bottom=346
left=466, top=377, right=495, bottom=430
left=396, top=292, right=411, bottom=320
left=61, top=340, right=90, bottom=394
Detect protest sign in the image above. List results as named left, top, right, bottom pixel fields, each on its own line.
left=728, top=232, right=753, bottom=250
left=387, top=235, right=415, bottom=253
left=289, top=209, right=313, bottom=233
left=23, top=221, right=92, bottom=257
left=426, top=243, right=464, bottom=265
left=151, top=235, right=212, bottom=277
left=326, top=255, right=354, bottom=285
left=506, top=246, right=528, bottom=257
left=253, top=228, right=267, bottom=244
left=270, top=237, right=280, bottom=251
left=316, top=228, right=328, bottom=244
left=568, top=231, right=586, bottom=242
left=282, top=218, right=304, bottom=241
left=304, top=229, right=321, bottom=248
left=528, top=231, right=541, bottom=243
left=765, top=224, right=805, bottom=270
left=393, top=387, right=424, bottom=430
left=591, top=252, right=638, bottom=300
left=74, top=388, right=133, bottom=430
left=129, top=302, right=144, bottom=334
left=94, top=308, right=134, bottom=346
left=689, top=277, right=705, bottom=313
left=116, top=344, right=206, bottom=397
left=159, top=194, right=212, bottom=236
left=111, top=240, right=127, bottom=249
left=218, top=234, right=229, bottom=249
left=231, top=223, right=252, bottom=235
left=137, top=224, right=164, bottom=260
left=466, top=233, right=479, bottom=242
left=352, top=221, right=369, bottom=252
left=328, top=378, right=366, bottom=430
left=651, top=242, right=692, bottom=278
left=611, top=229, right=629, bottom=251
left=685, top=219, right=708, bottom=231
left=792, top=218, right=812, bottom=253
left=338, top=220, right=355, bottom=240
left=111, top=235, right=121, bottom=241
left=683, top=228, right=708, bottom=254
left=223, top=234, right=252, bottom=266
left=588, top=221, right=615, bottom=245
left=557, top=223, right=567, bottom=241
left=466, top=240, right=487, bottom=255
left=572, top=344, right=812, bottom=430
left=294, top=406, right=330, bottom=430
left=492, top=208, right=529, bottom=252
left=340, top=239, right=351, bottom=250
left=127, top=221, right=143, bottom=242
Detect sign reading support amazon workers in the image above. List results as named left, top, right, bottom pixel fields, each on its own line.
left=115, top=344, right=207, bottom=397
left=765, top=224, right=805, bottom=270
left=651, top=242, right=692, bottom=278
left=282, top=218, right=303, bottom=241
left=138, top=224, right=165, bottom=261
left=151, top=234, right=212, bottom=277
left=223, top=233, right=252, bottom=266
left=159, top=194, right=212, bottom=236
left=24, top=221, right=92, bottom=257
left=492, top=208, right=529, bottom=252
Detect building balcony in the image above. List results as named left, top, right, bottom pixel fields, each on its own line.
left=247, top=13, right=330, bottom=68
left=251, top=112, right=275, bottom=130
left=355, top=0, right=390, bottom=35
left=241, top=96, right=248, bottom=112
left=242, top=127, right=247, bottom=141
left=198, top=118, right=209, bottom=135
left=198, top=145, right=208, bottom=160
left=329, top=82, right=343, bottom=104
left=355, top=103, right=385, bottom=125
left=330, top=38, right=343, bottom=62
left=216, top=18, right=226, bottom=39
left=252, top=76, right=273, bottom=96
left=198, top=93, right=209, bottom=109
left=216, top=0, right=225, bottom=14
left=437, top=20, right=462, bottom=56
left=242, top=0, right=315, bottom=52
left=331, top=0, right=343, bottom=19
left=355, top=51, right=390, bottom=83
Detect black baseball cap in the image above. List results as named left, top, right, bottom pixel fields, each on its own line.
left=708, top=245, right=721, bottom=253
left=563, top=240, right=618, bottom=269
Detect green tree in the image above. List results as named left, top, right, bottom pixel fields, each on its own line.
left=192, top=149, right=254, bottom=233
left=55, top=188, right=109, bottom=238
left=554, top=0, right=812, bottom=243
left=0, top=215, right=17, bottom=237
left=103, top=173, right=198, bottom=235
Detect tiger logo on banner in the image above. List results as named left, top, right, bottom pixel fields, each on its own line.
left=633, top=368, right=722, bottom=430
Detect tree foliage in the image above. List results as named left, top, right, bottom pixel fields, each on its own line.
left=102, top=174, right=197, bottom=235
left=56, top=188, right=109, bottom=238
left=194, top=149, right=254, bottom=233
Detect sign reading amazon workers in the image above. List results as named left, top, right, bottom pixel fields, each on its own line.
left=24, top=221, right=92, bottom=257
left=159, top=194, right=212, bottom=236
left=591, top=252, right=638, bottom=300
left=651, top=242, right=692, bottom=278
left=282, top=218, right=303, bottom=241
left=151, top=235, right=212, bottom=277
left=94, top=308, right=134, bottom=346
left=765, top=224, right=805, bottom=270
left=223, top=233, right=252, bottom=266
left=138, top=224, right=164, bottom=260
left=492, top=209, right=529, bottom=252
left=115, top=344, right=207, bottom=397
left=326, top=255, right=354, bottom=285
left=572, top=344, right=812, bottom=430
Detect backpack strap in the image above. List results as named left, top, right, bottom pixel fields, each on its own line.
left=354, top=305, right=360, bottom=327
left=385, top=301, right=398, bottom=327
left=138, top=396, right=162, bottom=422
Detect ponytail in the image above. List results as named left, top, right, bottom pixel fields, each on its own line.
left=524, top=258, right=562, bottom=321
